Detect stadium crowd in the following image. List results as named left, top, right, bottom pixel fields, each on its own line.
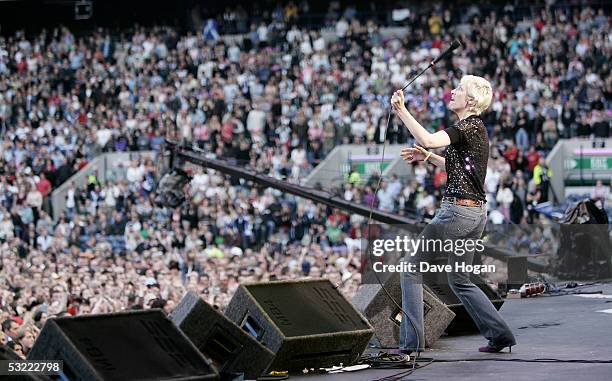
left=0, top=1, right=610, bottom=356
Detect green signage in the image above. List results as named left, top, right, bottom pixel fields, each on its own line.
left=355, top=161, right=391, bottom=176
left=564, top=157, right=612, bottom=171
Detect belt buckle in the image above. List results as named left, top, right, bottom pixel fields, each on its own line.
left=458, top=198, right=479, bottom=207
left=469, top=199, right=483, bottom=207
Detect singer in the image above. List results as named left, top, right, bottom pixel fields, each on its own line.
left=390, top=75, right=516, bottom=354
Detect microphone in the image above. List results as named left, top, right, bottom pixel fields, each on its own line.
left=432, top=39, right=462, bottom=65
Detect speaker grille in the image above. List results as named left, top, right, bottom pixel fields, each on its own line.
left=312, top=286, right=360, bottom=326
left=245, top=280, right=370, bottom=337
left=32, top=311, right=217, bottom=380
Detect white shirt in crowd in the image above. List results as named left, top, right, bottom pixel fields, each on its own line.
left=485, top=167, right=501, bottom=194
left=96, top=127, right=112, bottom=147
left=377, top=187, right=395, bottom=212
left=37, top=234, right=54, bottom=251
left=417, top=194, right=436, bottom=211
left=0, top=217, right=14, bottom=240
left=290, top=148, right=307, bottom=167
left=336, top=19, right=349, bottom=37
left=103, top=185, right=120, bottom=208
left=496, top=187, right=514, bottom=207
left=66, top=187, right=76, bottom=209
left=247, top=108, right=266, bottom=141
left=313, top=36, right=326, bottom=51
left=414, top=165, right=428, bottom=185
left=191, top=172, right=210, bottom=192
left=126, top=164, right=145, bottom=183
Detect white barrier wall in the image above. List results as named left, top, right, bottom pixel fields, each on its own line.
left=51, top=151, right=157, bottom=220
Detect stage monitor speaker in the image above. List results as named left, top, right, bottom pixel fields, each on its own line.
left=171, top=292, right=275, bottom=379
left=28, top=310, right=219, bottom=381
left=352, top=272, right=455, bottom=348
left=224, top=279, right=374, bottom=371
left=556, top=199, right=611, bottom=280
left=507, top=256, right=529, bottom=290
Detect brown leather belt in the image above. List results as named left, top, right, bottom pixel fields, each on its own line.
left=442, top=196, right=486, bottom=207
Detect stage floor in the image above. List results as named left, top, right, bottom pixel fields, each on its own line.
left=290, top=282, right=612, bottom=381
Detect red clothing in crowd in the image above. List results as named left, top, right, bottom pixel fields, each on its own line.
left=434, top=170, right=447, bottom=189
left=16, top=59, right=27, bottom=73
left=526, top=150, right=541, bottom=172
left=504, top=146, right=519, bottom=171
left=534, top=19, right=545, bottom=31
left=36, top=178, right=53, bottom=197
left=78, top=111, right=88, bottom=125
left=221, top=122, right=234, bottom=142
left=328, top=211, right=349, bottom=225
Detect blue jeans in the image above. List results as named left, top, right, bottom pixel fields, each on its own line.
left=400, top=201, right=516, bottom=351
left=515, top=128, right=529, bottom=151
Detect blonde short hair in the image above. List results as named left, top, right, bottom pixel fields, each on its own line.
left=460, top=75, right=493, bottom=115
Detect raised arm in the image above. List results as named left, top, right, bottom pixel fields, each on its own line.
left=391, top=90, right=451, bottom=149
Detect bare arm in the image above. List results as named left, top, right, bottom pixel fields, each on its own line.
left=426, top=152, right=446, bottom=167
left=401, top=145, right=445, bottom=167
left=391, top=90, right=451, bottom=149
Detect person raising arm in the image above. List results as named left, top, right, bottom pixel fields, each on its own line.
left=391, top=75, right=516, bottom=356
left=393, top=76, right=490, bottom=171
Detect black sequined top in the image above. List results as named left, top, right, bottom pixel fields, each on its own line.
left=443, top=115, right=489, bottom=202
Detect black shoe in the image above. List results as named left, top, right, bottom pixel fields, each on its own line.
left=478, top=344, right=513, bottom=353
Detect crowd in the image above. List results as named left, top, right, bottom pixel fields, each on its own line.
left=0, top=1, right=610, bottom=357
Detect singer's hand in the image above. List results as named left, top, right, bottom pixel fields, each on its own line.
left=391, top=90, right=406, bottom=113
left=400, top=144, right=428, bottom=163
